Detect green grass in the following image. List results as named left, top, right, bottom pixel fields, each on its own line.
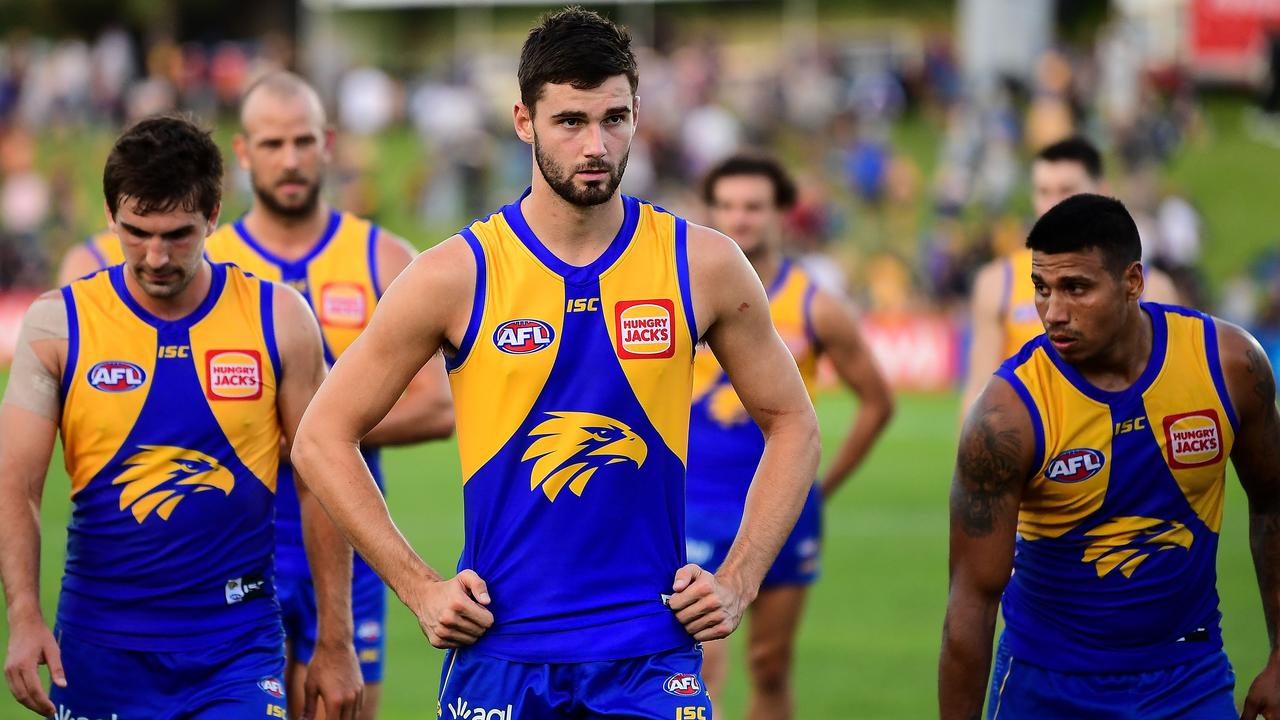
left=2, top=390, right=1270, bottom=719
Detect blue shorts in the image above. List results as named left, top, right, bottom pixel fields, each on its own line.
left=50, top=625, right=287, bottom=719
left=278, top=553, right=387, bottom=682
left=987, top=632, right=1237, bottom=719
left=438, top=644, right=711, bottom=719
left=686, top=484, right=821, bottom=589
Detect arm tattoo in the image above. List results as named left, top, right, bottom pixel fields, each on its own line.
left=952, top=410, right=1023, bottom=537
left=1246, top=348, right=1278, bottom=425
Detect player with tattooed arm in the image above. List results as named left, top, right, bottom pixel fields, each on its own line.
left=940, top=194, right=1280, bottom=719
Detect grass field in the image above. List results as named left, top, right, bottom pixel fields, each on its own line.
left=1, top=389, right=1271, bottom=719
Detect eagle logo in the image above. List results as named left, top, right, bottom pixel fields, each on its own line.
left=113, top=445, right=235, bottom=522
left=521, top=411, right=648, bottom=501
left=1082, top=516, right=1194, bottom=578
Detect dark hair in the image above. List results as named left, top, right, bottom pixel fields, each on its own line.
left=1035, top=136, right=1103, bottom=180
left=702, top=154, right=798, bottom=210
left=518, top=6, right=638, bottom=113
left=103, top=114, right=223, bottom=218
left=1026, top=193, right=1140, bottom=277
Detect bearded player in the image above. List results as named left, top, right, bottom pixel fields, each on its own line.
left=941, top=194, right=1280, bottom=718
left=690, top=154, right=893, bottom=719
left=292, top=8, right=820, bottom=718
left=0, top=116, right=361, bottom=719
left=202, top=71, right=454, bottom=720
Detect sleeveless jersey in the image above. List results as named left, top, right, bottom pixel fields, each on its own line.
left=997, top=302, right=1237, bottom=672
left=448, top=190, right=698, bottom=662
left=205, top=211, right=383, bottom=577
left=1000, top=249, right=1042, bottom=359
left=58, top=262, right=283, bottom=650
left=83, top=231, right=124, bottom=270
left=685, top=258, right=819, bottom=526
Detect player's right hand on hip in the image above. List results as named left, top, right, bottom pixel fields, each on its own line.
left=413, top=569, right=494, bottom=649
left=3, top=614, right=65, bottom=716
left=667, top=564, right=750, bottom=642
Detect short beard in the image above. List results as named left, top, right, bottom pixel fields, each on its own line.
left=534, top=133, right=628, bottom=207
left=251, top=174, right=322, bottom=221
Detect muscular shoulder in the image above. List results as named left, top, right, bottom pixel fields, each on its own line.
left=1215, top=318, right=1275, bottom=423
left=685, top=222, right=748, bottom=279
left=957, top=377, right=1037, bottom=483
left=373, top=227, right=420, bottom=292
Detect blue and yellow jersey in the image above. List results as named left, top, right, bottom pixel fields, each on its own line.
left=83, top=231, right=125, bottom=270
left=685, top=258, right=819, bottom=524
left=997, top=302, right=1237, bottom=672
left=448, top=190, right=697, bottom=662
left=1000, top=249, right=1042, bottom=359
left=205, top=210, right=384, bottom=576
left=57, top=262, right=283, bottom=650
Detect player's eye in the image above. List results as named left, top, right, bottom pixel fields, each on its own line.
left=604, top=115, right=624, bottom=125
left=561, top=118, right=581, bottom=128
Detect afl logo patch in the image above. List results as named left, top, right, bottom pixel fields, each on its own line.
left=1044, top=448, right=1105, bottom=483
left=493, top=319, right=555, bottom=354
left=1163, top=409, right=1223, bottom=469
left=615, top=299, right=675, bottom=359
left=87, top=360, right=146, bottom=392
left=205, top=350, right=263, bottom=401
left=663, top=673, right=702, bottom=696
left=319, top=282, right=368, bottom=329
left=258, top=676, right=285, bottom=698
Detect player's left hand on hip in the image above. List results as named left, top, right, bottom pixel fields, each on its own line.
left=667, top=564, right=750, bottom=642
left=302, top=638, right=364, bottom=720
left=1241, top=659, right=1280, bottom=720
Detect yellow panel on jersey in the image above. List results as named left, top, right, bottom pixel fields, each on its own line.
left=57, top=262, right=284, bottom=650
left=996, top=302, right=1238, bottom=673
left=84, top=231, right=125, bottom=270
left=205, top=210, right=379, bottom=365
left=1001, top=248, right=1041, bottom=358
left=445, top=190, right=697, bottom=663
left=686, top=258, right=819, bottom=511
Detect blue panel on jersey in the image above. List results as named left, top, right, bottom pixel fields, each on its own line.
left=458, top=276, right=691, bottom=663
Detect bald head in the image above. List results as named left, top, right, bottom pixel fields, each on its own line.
left=239, top=71, right=326, bottom=132
left=234, top=71, right=331, bottom=220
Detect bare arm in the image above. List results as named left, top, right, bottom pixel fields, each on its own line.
left=55, top=245, right=104, bottom=286
left=0, top=294, right=67, bottom=714
left=291, top=236, right=493, bottom=649
left=939, top=377, right=1034, bottom=720
left=362, top=229, right=454, bottom=446
left=274, top=285, right=362, bottom=717
left=1219, top=321, right=1280, bottom=718
left=810, top=289, right=894, bottom=499
left=960, top=260, right=1007, bottom=416
left=668, top=225, right=821, bottom=640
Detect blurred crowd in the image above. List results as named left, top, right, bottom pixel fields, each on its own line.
left=1, top=16, right=1279, bottom=346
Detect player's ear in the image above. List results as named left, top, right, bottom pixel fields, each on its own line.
left=632, top=94, right=640, bottom=130
left=322, top=125, right=337, bottom=158
left=231, top=133, right=250, bottom=171
left=1125, top=261, right=1144, bottom=302
left=103, top=200, right=115, bottom=232
left=206, top=203, right=222, bottom=235
left=513, top=102, right=535, bottom=145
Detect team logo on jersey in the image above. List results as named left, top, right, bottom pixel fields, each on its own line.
left=664, top=673, right=703, bottom=696
left=521, top=411, right=648, bottom=501
left=615, top=299, right=675, bottom=359
left=113, top=445, right=234, bottom=522
left=1163, top=409, right=1223, bottom=469
left=357, top=619, right=383, bottom=643
left=1044, top=448, right=1105, bottom=483
left=258, top=676, right=285, bottom=698
left=206, top=350, right=263, bottom=401
left=1082, top=516, right=1194, bottom=578
left=86, top=360, right=146, bottom=392
left=493, top=319, right=555, bottom=354
left=320, top=282, right=369, bottom=329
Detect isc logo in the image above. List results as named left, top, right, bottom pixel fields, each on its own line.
left=566, top=297, right=600, bottom=313
left=663, top=673, right=702, bottom=696
left=493, top=319, right=555, bottom=354
left=1044, top=448, right=1105, bottom=483
left=157, top=344, right=190, bottom=359
left=87, top=360, right=146, bottom=392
